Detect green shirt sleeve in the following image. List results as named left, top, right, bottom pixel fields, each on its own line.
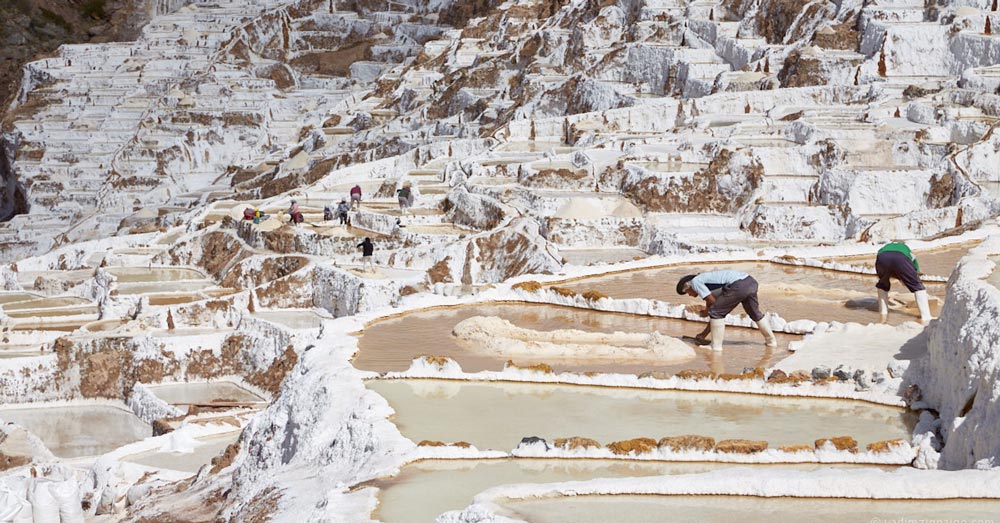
left=912, top=256, right=920, bottom=273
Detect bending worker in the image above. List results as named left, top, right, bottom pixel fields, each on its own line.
left=677, top=270, right=777, bottom=351
left=875, top=241, right=932, bottom=324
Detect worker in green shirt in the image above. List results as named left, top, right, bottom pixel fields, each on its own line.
left=875, top=241, right=931, bottom=325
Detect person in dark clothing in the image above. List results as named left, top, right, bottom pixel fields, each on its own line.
left=357, top=237, right=375, bottom=273
left=396, top=185, right=412, bottom=214
left=875, top=241, right=931, bottom=324
left=677, top=270, right=777, bottom=351
left=336, top=199, right=351, bottom=225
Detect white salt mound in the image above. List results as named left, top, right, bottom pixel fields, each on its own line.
left=452, top=316, right=696, bottom=363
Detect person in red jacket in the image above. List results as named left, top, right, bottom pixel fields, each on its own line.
left=350, top=184, right=363, bottom=210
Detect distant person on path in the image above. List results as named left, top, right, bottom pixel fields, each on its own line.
left=357, top=237, right=375, bottom=273
left=396, top=185, right=412, bottom=214
left=875, top=241, right=932, bottom=324
left=336, top=199, right=351, bottom=225
left=350, top=184, right=363, bottom=210
left=677, top=270, right=778, bottom=351
left=288, top=199, right=304, bottom=225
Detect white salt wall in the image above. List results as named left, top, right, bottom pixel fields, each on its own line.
left=910, top=235, right=1000, bottom=469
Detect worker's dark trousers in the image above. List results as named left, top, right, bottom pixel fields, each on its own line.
left=708, top=276, right=764, bottom=321
left=875, top=251, right=924, bottom=292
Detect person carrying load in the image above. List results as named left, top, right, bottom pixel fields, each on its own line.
left=677, top=270, right=778, bottom=351
left=875, top=241, right=932, bottom=325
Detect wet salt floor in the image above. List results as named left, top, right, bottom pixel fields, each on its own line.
left=0, top=405, right=150, bottom=458
left=355, top=303, right=796, bottom=375
left=501, top=494, right=1000, bottom=523
left=372, top=460, right=885, bottom=523
left=366, top=380, right=915, bottom=451
left=145, top=382, right=264, bottom=405
left=558, top=261, right=944, bottom=325
left=125, top=432, right=239, bottom=473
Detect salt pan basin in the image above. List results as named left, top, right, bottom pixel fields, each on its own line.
left=373, top=459, right=888, bottom=523
left=500, top=494, right=1000, bottom=523
left=0, top=405, right=150, bottom=458
left=356, top=303, right=795, bottom=375
left=145, top=381, right=264, bottom=405
left=366, top=380, right=915, bottom=451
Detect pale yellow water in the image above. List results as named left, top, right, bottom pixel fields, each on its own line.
left=822, top=243, right=976, bottom=279
left=366, top=380, right=916, bottom=451
left=372, top=460, right=889, bottom=523
left=502, top=494, right=1000, bottom=523
left=355, top=303, right=796, bottom=375
left=107, top=267, right=207, bottom=282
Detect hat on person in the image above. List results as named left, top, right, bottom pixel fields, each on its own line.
left=676, top=274, right=696, bottom=295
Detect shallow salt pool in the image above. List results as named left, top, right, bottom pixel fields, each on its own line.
left=144, top=381, right=264, bottom=405
left=355, top=303, right=797, bottom=375
left=500, top=494, right=1000, bottom=523
left=558, top=261, right=942, bottom=325
left=366, top=380, right=916, bottom=451
left=372, top=460, right=886, bottom=523
left=0, top=405, right=150, bottom=458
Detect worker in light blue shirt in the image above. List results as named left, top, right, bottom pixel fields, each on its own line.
left=676, top=270, right=777, bottom=351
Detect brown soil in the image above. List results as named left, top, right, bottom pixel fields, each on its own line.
left=427, top=257, right=454, bottom=284
left=927, top=173, right=956, bottom=208
left=658, top=435, right=715, bottom=452
left=621, top=149, right=762, bottom=213
left=867, top=438, right=906, bottom=453
left=247, top=345, right=298, bottom=395
left=778, top=444, right=813, bottom=453
left=222, top=256, right=310, bottom=289
left=606, top=437, right=658, bottom=455
left=504, top=360, right=553, bottom=374
left=813, top=19, right=859, bottom=50
left=814, top=436, right=858, bottom=452
left=554, top=436, right=601, bottom=450
left=714, top=439, right=768, bottom=453
left=289, top=42, right=374, bottom=77
left=210, top=441, right=241, bottom=474
left=512, top=281, right=543, bottom=293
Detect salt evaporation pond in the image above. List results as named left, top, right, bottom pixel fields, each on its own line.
left=372, top=459, right=890, bottom=523
left=0, top=405, right=150, bottom=458
left=253, top=310, right=327, bottom=330
left=822, top=242, right=977, bottom=279
left=355, top=303, right=797, bottom=375
left=124, top=432, right=239, bottom=473
left=366, top=380, right=915, bottom=451
left=500, top=494, right=1000, bottom=523
left=558, top=261, right=943, bottom=325
left=145, top=381, right=264, bottom=405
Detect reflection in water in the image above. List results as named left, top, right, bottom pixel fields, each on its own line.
left=502, top=494, right=1000, bottom=523
left=367, top=379, right=916, bottom=451
left=355, top=303, right=794, bottom=374
left=144, top=381, right=264, bottom=404
left=0, top=405, right=150, bottom=458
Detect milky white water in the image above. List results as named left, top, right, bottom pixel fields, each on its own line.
left=366, top=380, right=915, bottom=451
left=500, top=494, right=1000, bottom=523
left=144, top=382, right=264, bottom=405
left=372, top=460, right=887, bottom=523
left=0, top=405, right=150, bottom=458
left=124, top=432, right=239, bottom=473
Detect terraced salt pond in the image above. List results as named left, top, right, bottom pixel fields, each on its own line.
left=123, top=432, right=240, bottom=473
left=355, top=303, right=797, bottom=375
left=821, top=242, right=977, bottom=279
left=367, top=380, right=915, bottom=451
left=500, top=495, right=1000, bottom=523
left=0, top=405, right=150, bottom=458
left=558, top=261, right=944, bottom=325
left=373, top=460, right=882, bottom=523
left=145, top=381, right=265, bottom=405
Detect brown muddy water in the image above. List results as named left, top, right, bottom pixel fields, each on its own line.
left=354, top=303, right=797, bottom=375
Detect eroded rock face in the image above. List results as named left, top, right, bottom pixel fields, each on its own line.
left=620, top=149, right=763, bottom=213
left=606, top=437, right=658, bottom=455
left=715, top=439, right=768, bottom=453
